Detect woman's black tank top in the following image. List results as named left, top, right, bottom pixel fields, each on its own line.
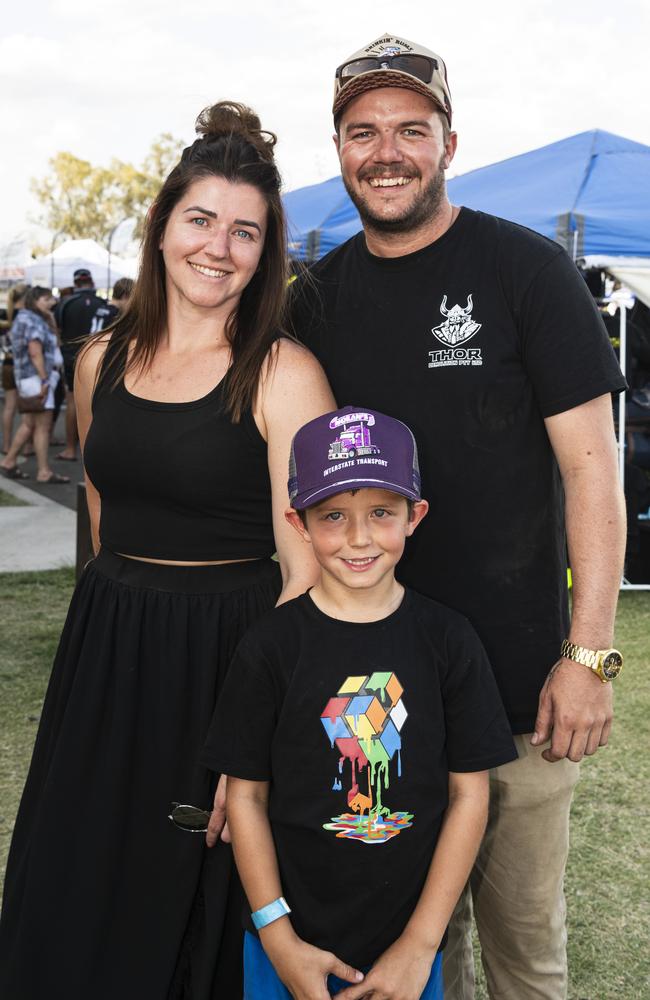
left=84, top=347, right=275, bottom=561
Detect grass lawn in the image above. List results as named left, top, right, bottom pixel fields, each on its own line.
left=0, top=568, right=75, bottom=877
left=0, top=488, right=29, bottom=506
left=0, top=571, right=648, bottom=997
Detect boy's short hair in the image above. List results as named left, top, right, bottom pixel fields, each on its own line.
left=289, top=406, right=421, bottom=510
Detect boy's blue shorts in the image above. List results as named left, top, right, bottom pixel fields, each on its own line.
left=243, top=930, right=444, bottom=998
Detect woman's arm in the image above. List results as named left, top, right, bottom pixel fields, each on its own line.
left=74, top=339, right=108, bottom=554
left=227, top=777, right=363, bottom=999
left=255, top=338, right=336, bottom=604
left=336, top=770, right=489, bottom=1000
left=26, top=339, right=48, bottom=388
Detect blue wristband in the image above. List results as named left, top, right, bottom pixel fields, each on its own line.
left=251, top=896, right=291, bottom=930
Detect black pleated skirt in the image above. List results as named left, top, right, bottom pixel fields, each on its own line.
left=0, top=550, right=282, bottom=1000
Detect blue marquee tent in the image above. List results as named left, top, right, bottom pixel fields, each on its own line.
left=283, top=130, right=650, bottom=261
left=284, top=176, right=361, bottom=261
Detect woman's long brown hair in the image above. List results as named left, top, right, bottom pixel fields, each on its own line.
left=94, top=101, right=288, bottom=421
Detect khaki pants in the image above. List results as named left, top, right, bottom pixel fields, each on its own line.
left=443, top=735, right=580, bottom=1000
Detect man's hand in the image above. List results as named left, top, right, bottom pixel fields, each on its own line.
left=262, top=924, right=364, bottom=1000
left=531, top=658, right=613, bottom=762
left=334, top=931, right=436, bottom=1000
left=206, top=773, right=230, bottom=847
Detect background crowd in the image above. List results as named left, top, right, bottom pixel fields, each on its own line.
left=0, top=273, right=134, bottom=482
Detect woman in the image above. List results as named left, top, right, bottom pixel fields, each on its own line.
left=0, top=286, right=68, bottom=484
left=1, top=282, right=28, bottom=455
left=0, top=102, right=334, bottom=998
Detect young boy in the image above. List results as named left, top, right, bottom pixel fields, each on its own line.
left=202, top=406, right=517, bottom=1000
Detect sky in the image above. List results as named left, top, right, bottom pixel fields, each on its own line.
left=1, top=0, right=649, bottom=250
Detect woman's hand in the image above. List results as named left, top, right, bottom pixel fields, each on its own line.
left=206, top=773, right=230, bottom=847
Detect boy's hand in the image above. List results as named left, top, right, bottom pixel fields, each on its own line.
left=263, top=924, right=364, bottom=1000
left=333, top=932, right=436, bottom=1000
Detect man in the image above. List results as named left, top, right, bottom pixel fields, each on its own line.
left=55, top=268, right=107, bottom=461
left=289, top=32, right=627, bottom=1000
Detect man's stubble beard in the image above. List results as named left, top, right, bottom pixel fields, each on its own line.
left=342, top=157, right=447, bottom=236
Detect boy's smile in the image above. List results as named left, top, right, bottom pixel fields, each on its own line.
left=341, top=555, right=380, bottom=571
left=286, top=488, right=428, bottom=613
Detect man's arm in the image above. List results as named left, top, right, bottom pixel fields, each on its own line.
left=532, top=393, right=626, bottom=763
left=336, top=770, right=489, bottom=1000
left=227, top=777, right=364, bottom=1000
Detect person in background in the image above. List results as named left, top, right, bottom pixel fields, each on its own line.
left=48, top=287, right=73, bottom=447
left=1, top=282, right=29, bottom=455
left=0, top=100, right=334, bottom=1000
left=1, top=286, right=68, bottom=484
left=289, top=32, right=627, bottom=1000
left=112, top=275, right=135, bottom=307
left=54, top=268, right=107, bottom=461
left=91, top=276, right=135, bottom=332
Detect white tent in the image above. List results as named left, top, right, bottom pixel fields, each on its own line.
left=24, top=238, right=137, bottom=289
left=582, top=256, right=650, bottom=309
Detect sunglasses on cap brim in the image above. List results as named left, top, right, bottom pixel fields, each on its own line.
left=335, top=54, right=440, bottom=87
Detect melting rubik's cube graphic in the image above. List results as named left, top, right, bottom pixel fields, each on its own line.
left=320, top=672, right=413, bottom=844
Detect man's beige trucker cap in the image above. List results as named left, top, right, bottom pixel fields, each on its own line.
left=333, top=32, right=452, bottom=124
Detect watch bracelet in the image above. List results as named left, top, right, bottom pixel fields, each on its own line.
left=560, top=639, right=597, bottom=668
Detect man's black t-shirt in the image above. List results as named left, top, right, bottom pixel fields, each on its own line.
left=55, top=288, right=108, bottom=350
left=202, top=590, right=516, bottom=968
left=289, top=209, right=626, bottom=733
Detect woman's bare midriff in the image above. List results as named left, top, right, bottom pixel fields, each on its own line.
left=117, top=553, right=262, bottom=567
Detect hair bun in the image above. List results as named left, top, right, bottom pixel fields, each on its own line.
left=195, top=101, right=277, bottom=162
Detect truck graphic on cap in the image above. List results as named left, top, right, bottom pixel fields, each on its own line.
left=328, top=411, right=380, bottom=460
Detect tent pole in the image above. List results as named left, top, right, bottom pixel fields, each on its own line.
left=50, top=229, right=65, bottom=290
left=617, top=299, right=626, bottom=487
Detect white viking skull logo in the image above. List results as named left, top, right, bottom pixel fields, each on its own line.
left=432, top=295, right=482, bottom=346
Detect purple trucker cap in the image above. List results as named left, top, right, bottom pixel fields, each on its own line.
left=289, top=405, right=421, bottom=510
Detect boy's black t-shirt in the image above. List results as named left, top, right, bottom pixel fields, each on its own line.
left=202, top=589, right=517, bottom=968
left=288, top=209, right=626, bottom=733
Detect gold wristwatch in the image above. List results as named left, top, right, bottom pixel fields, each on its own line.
left=560, top=640, right=623, bottom=683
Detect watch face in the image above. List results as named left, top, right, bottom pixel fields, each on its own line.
left=601, top=650, right=623, bottom=680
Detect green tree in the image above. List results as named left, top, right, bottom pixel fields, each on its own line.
left=30, top=133, right=184, bottom=246
left=31, top=152, right=116, bottom=243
